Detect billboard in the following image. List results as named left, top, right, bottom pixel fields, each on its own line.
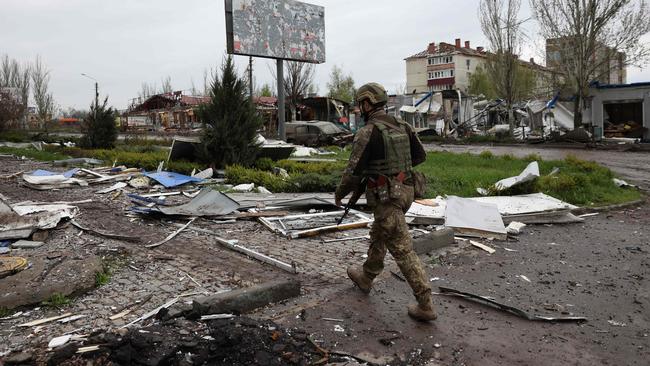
left=225, top=0, right=325, bottom=63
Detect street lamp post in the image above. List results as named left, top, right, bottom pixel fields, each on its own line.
left=81, top=73, right=99, bottom=121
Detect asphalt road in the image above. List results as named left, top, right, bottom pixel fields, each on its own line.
left=424, top=143, right=650, bottom=191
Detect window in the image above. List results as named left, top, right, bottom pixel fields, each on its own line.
left=466, top=59, right=471, bottom=70
left=427, top=55, right=454, bottom=65
left=427, top=69, right=454, bottom=79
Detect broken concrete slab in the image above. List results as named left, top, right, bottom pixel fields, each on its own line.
left=412, top=227, right=455, bottom=255
left=191, top=280, right=301, bottom=317
left=11, top=240, right=44, bottom=249
left=0, top=252, right=101, bottom=310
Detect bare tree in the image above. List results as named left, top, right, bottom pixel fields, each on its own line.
left=479, top=0, right=526, bottom=131
left=530, top=0, right=650, bottom=128
left=161, top=76, right=173, bottom=93
left=0, top=55, right=30, bottom=129
left=31, top=56, right=55, bottom=131
left=271, top=61, right=315, bottom=121
left=139, top=82, right=157, bottom=99
left=203, top=68, right=211, bottom=96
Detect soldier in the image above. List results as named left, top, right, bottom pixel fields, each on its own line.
left=334, top=82, right=436, bottom=321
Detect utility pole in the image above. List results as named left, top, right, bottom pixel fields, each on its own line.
left=276, top=59, right=285, bottom=140
left=248, top=56, right=253, bottom=100
left=94, top=82, right=99, bottom=121
left=81, top=73, right=99, bottom=121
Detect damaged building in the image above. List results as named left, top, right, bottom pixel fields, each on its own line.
left=588, top=81, right=650, bottom=141
left=125, top=92, right=210, bottom=131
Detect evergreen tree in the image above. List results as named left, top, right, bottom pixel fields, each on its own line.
left=80, top=97, right=117, bottom=148
left=197, top=55, right=262, bottom=168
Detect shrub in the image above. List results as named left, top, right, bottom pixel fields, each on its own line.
left=524, top=153, right=542, bottom=162
left=255, top=157, right=274, bottom=171
left=479, top=150, right=494, bottom=159
left=197, top=55, right=263, bottom=168
left=289, top=172, right=341, bottom=192
left=79, top=97, right=117, bottom=149
left=225, top=165, right=292, bottom=192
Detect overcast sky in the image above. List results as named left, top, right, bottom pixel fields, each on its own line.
left=2, top=0, right=649, bottom=111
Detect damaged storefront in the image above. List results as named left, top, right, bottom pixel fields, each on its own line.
left=589, top=81, right=650, bottom=142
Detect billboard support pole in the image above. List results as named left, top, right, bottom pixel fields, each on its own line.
left=277, top=59, right=286, bottom=140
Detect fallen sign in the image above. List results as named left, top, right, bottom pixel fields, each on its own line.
left=438, top=286, right=586, bottom=322
left=445, top=196, right=507, bottom=240
left=258, top=210, right=373, bottom=239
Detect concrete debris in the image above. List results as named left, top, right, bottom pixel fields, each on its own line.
left=506, top=221, right=526, bottom=235
left=438, top=287, right=586, bottom=322
left=257, top=186, right=272, bottom=194
left=192, top=167, right=214, bottom=179
left=232, top=183, right=255, bottom=192
left=48, top=334, right=86, bottom=349
left=128, top=176, right=151, bottom=189
left=411, top=227, right=455, bottom=254
left=191, top=280, right=301, bottom=318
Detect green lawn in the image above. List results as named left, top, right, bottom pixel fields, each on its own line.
left=329, top=147, right=641, bottom=206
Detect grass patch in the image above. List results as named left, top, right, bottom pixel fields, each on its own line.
left=0, top=307, right=13, bottom=318
left=415, top=151, right=641, bottom=206
left=95, top=270, right=111, bottom=286
left=0, top=146, right=69, bottom=161
left=42, top=293, right=71, bottom=308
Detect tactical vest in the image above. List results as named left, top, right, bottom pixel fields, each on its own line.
left=364, top=117, right=412, bottom=176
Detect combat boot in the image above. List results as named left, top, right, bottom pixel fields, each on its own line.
left=408, top=295, right=437, bottom=321
left=347, top=265, right=373, bottom=294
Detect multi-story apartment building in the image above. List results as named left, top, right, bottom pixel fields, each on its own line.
left=405, top=38, right=487, bottom=94
left=546, top=37, right=626, bottom=85
left=406, top=38, right=559, bottom=98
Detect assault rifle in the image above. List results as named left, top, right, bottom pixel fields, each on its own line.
left=337, top=177, right=367, bottom=225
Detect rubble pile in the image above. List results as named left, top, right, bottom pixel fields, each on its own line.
left=49, top=317, right=333, bottom=366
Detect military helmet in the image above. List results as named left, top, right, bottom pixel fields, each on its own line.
left=356, top=82, right=388, bottom=106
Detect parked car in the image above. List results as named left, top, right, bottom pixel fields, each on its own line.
left=285, top=121, right=352, bottom=147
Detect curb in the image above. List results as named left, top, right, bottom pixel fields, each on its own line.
left=573, top=197, right=647, bottom=215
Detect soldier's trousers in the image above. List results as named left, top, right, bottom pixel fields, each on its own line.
left=362, top=186, right=431, bottom=305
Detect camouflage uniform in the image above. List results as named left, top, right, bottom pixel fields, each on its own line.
left=335, top=108, right=432, bottom=308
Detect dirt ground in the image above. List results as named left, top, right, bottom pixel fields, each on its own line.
left=0, top=152, right=648, bottom=365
